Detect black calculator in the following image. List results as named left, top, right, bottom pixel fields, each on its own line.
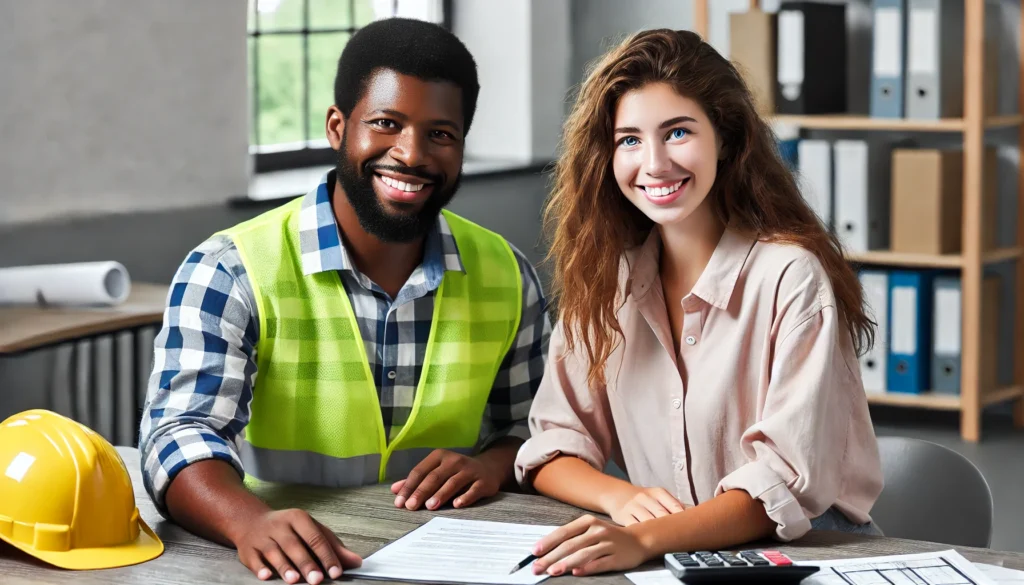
left=663, top=550, right=819, bottom=584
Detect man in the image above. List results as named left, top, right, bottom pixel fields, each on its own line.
left=139, top=18, right=550, bottom=585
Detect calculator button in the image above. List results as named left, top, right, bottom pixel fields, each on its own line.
left=726, top=559, right=748, bottom=566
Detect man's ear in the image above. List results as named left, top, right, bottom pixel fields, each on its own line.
left=326, top=105, right=346, bottom=150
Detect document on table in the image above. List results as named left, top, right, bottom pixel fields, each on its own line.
left=345, top=517, right=557, bottom=585
left=623, top=551, right=1024, bottom=585
left=797, top=549, right=997, bottom=585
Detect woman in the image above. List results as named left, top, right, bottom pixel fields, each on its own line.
left=515, top=29, right=884, bottom=577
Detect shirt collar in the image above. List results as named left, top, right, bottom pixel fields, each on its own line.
left=630, top=227, right=755, bottom=310
left=298, top=170, right=465, bottom=277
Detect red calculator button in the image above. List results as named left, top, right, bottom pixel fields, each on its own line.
left=761, top=551, right=792, bottom=566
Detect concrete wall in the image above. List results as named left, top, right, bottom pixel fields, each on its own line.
left=0, top=0, right=249, bottom=225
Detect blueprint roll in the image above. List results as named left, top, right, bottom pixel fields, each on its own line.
left=0, top=261, right=132, bottom=306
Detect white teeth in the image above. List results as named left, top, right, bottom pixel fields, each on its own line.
left=379, top=175, right=426, bottom=192
left=642, top=180, right=685, bottom=197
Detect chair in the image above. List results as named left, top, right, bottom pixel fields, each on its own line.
left=871, top=436, right=993, bottom=548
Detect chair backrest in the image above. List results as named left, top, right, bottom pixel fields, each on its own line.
left=871, top=436, right=993, bottom=548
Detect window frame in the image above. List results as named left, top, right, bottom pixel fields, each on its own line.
left=249, top=0, right=453, bottom=173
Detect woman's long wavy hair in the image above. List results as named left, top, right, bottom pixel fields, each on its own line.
left=545, top=29, right=874, bottom=388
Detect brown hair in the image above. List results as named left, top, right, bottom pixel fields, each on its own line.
left=544, top=29, right=874, bottom=388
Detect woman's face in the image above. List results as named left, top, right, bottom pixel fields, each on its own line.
left=611, top=82, right=721, bottom=228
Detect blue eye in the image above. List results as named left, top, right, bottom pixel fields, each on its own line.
left=669, top=128, right=688, bottom=140
left=619, top=136, right=640, bottom=147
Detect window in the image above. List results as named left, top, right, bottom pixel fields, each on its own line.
left=248, top=0, right=451, bottom=173
left=248, top=0, right=373, bottom=172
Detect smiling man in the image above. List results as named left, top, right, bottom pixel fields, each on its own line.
left=138, top=18, right=550, bottom=585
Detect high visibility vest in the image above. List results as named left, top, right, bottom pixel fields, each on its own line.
left=220, top=197, right=522, bottom=486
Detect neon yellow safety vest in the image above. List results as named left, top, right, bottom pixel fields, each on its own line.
left=219, top=197, right=522, bottom=486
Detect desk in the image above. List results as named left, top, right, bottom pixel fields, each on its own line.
left=3, top=447, right=1023, bottom=584
left=0, top=283, right=168, bottom=355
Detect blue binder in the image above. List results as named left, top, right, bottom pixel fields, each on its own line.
left=870, top=0, right=907, bottom=118
left=887, top=270, right=936, bottom=393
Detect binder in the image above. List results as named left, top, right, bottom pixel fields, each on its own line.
left=730, top=9, right=777, bottom=116
left=775, top=121, right=800, bottom=170
left=859, top=270, right=889, bottom=393
left=891, top=148, right=963, bottom=254
left=905, top=0, right=963, bottom=119
left=887, top=270, right=936, bottom=394
left=870, top=0, right=908, bottom=118
left=797, top=139, right=832, bottom=229
left=776, top=2, right=847, bottom=114
left=931, top=275, right=1001, bottom=395
left=833, top=140, right=891, bottom=253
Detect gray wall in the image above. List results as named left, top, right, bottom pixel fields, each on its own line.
left=0, top=0, right=249, bottom=225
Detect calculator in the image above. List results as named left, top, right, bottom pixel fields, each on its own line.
left=663, top=550, right=819, bottom=584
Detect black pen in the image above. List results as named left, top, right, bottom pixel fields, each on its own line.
left=508, top=554, right=538, bottom=575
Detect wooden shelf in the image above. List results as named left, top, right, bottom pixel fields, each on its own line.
left=982, top=385, right=1024, bottom=407
left=866, top=392, right=961, bottom=410
left=845, top=247, right=1023, bottom=268
left=866, top=386, right=1024, bottom=410
left=770, top=114, right=1023, bottom=132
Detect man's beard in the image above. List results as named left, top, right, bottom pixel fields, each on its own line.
left=335, top=131, right=461, bottom=243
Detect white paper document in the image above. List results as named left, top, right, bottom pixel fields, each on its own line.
left=799, top=550, right=997, bottom=585
left=345, top=517, right=557, bottom=585
left=977, top=563, right=1024, bottom=585
left=625, top=569, right=678, bottom=585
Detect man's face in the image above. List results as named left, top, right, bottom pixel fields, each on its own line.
left=334, top=69, right=465, bottom=243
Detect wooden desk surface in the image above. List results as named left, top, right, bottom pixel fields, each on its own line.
left=0, top=283, right=168, bottom=355
left=3, top=447, right=1022, bottom=584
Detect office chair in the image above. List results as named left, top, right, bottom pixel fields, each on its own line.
left=871, top=436, right=994, bottom=548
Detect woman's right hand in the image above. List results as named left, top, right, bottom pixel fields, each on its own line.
left=232, top=509, right=363, bottom=584
left=605, top=487, right=685, bottom=526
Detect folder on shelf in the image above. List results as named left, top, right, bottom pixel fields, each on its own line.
left=931, top=275, right=1001, bottom=395
left=731, top=9, right=777, bottom=116
left=776, top=2, right=848, bottom=114
left=797, top=139, right=832, bottom=229
left=887, top=270, right=937, bottom=394
left=905, top=0, right=963, bottom=119
left=775, top=121, right=800, bottom=170
left=891, top=148, right=963, bottom=254
left=859, top=270, right=889, bottom=393
left=870, top=0, right=908, bottom=118
left=834, top=139, right=891, bottom=253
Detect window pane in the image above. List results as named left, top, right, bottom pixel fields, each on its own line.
left=308, top=33, right=350, bottom=141
left=256, top=0, right=304, bottom=32
left=248, top=0, right=257, bottom=33
left=248, top=37, right=257, bottom=145
left=309, top=0, right=351, bottom=30
left=354, top=0, right=375, bottom=27
left=257, top=35, right=305, bottom=146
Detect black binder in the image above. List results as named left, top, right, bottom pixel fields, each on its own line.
left=775, top=1, right=848, bottom=114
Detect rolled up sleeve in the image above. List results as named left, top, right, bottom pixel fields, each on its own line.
left=716, top=305, right=858, bottom=541
left=514, top=323, right=617, bottom=487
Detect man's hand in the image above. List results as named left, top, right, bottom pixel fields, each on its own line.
left=604, top=486, right=685, bottom=526
left=232, top=509, right=363, bottom=584
left=391, top=449, right=502, bottom=510
left=530, top=514, right=652, bottom=577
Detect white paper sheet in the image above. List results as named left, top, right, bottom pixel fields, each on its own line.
left=977, top=563, right=1024, bottom=585
left=345, top=517, right=556, bottom=585
left=625, top=569, right=678, bottom=585
left=798, top=549, right=997, bottom=585
left=0, top=261, right=131, bottom=307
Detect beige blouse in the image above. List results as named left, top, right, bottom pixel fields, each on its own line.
left=515, top=229, right=884, bottom=541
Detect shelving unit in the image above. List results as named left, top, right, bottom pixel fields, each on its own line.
left=692, top=0, right=1024, bottom=441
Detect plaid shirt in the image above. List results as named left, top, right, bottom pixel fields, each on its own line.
left=139, top=172, right=551, bottom=512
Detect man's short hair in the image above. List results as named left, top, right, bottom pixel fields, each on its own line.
left=334, top=17, right=480, bottom=133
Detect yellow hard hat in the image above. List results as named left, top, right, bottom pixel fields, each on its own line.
left=0, top=409, right=163, bottom=569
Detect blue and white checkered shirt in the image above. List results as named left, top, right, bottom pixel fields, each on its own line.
left=139, top=172, right=551, bottom=512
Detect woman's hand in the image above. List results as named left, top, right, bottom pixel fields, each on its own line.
left=604, top=486, right=685, bottom=526
left=531, top=514, right=653, bottom=577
